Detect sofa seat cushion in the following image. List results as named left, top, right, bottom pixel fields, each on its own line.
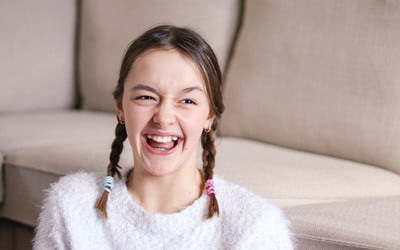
left=0, top=110, right=133, bottom=225
left=285, top=197, right=400, bottom=249
left=3, top=135, right=399, bottom=227
left=0, top=110, right=117, bottom=153
left=1, top=110, right=114, bottom=206
left=215, top=138, right=400, bottom=208
left=1, top=141, right=133, bottom=226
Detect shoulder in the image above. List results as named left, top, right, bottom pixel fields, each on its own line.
left=34, top=172, right=103, bottom=249
left=41, top=171, right=102, bottom=215
left=47, top=171, right=101, bottom=200
left=215, top=176, right=293, bottom=249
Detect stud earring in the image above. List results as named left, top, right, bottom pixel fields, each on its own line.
left=204, top=127, right=211, bottom=133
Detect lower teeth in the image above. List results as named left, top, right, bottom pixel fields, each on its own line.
left=147, top=139, right=178, bottom=151
left=153, top=147, right=169, bottom=151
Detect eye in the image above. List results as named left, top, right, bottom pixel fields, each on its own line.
left=135, top=95, right=155, bottom=101
left=181, top=99, right=197, bottom=105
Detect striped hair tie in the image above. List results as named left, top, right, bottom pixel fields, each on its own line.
left=205, top=179, right=216, bottom=196
left=103, top=176, right=114, bottom=193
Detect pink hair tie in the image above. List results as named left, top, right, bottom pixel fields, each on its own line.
left=205, top=179, right=216, bottom=196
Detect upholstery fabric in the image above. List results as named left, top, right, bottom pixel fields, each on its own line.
left=1, top=141, right=132, bottom=226
left=79, top=0, right=240, bottom=112
left=286, top=197, right=400, bottom=249
left=0, top=111, right=133, bottom=225
left=4, top=136, right=400, bottom=228
left=0, top=0, right=76, bottom=112
left=4, top=140, right=133, bottom=177
left=215, top=138, right=400, bottom=208
left=0, top=111, right=116, bottom=153
left=221, top=0, right=400, bottom=174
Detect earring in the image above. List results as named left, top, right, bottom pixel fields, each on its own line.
left=204, top=127, right=211, bottom=133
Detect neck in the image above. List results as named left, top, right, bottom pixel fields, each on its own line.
left=126, top=166, right=203, bottom=214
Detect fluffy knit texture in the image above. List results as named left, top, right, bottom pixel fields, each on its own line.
left=33, top=171, right=294, bottom=250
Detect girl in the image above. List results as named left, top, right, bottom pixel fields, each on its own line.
left=34, top=25, right=293, bottom=250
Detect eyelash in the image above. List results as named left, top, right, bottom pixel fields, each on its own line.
left=133, top=96, right=197, bottom=105
left=181, top=99, right=197, bottom=105
left=135, top=96, right=155, bottom=101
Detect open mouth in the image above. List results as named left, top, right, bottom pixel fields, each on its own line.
left=146, top=134, right=180, bottom=151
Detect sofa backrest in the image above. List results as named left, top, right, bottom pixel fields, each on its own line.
left=79, top=0, right=241, bottom=112
left=0, top=0, right=77, bottom=113
left=221, top=0, right=400, bottom=174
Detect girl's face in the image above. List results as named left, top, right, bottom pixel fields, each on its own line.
left=117, top=49, right=215, bottom=177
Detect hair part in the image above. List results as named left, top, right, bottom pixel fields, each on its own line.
left=96, top=25, right=225, bottom=219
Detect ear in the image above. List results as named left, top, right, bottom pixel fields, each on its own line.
left=204, top=113, right=216, bottom=131
left=115, top=100, right=124, bottom=122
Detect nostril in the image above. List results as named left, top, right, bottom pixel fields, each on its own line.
left=152, top=111, right=176, bottom=125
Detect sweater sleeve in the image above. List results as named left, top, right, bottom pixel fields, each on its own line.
left=33, top=184, right=70, bottom=250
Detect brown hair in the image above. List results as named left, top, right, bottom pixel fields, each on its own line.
left=95, top=25, right=224, bottom=219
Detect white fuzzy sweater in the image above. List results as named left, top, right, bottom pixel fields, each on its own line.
left=33, top=172, right=293, bottom=250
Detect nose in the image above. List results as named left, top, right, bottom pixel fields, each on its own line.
left=152, top=102, right=176, bottom=127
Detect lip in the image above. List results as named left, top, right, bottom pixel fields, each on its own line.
left=142, top=132, right=183, bottom=156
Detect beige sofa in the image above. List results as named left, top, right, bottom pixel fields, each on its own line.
left=1, top=0, right=400, bottom=249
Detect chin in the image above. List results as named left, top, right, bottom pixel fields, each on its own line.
left=143, top=165, right=180, bottom=177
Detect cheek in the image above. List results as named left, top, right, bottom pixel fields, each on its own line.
left=180, top=110, right=210, bottom=133
left=123, top=99, right=151, bottom=121
left=123, top=107, right=152, bottom=136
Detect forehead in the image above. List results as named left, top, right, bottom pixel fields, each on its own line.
left=127, top=49, right=205, bottom=88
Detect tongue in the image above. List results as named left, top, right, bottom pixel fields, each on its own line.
left=148, top=140, right=175, bottom=150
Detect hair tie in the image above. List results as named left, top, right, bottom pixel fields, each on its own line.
left=103, top=176, right=114, bottom=193
left=205, top=179, right=216, bottom=196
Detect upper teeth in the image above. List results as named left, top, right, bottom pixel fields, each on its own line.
left=147, top=135, right=178, bottom=143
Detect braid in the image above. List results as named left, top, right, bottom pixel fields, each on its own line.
left=201, top=129, right=219, bottom=218
left=95, top=120, right=127, bottom=218
left=107, top=121, right=127, bottom=178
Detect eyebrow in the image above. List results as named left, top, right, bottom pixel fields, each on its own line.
left=130, top=84, right=204, bottom=94
left=130, top=84, right=157, bottom=93
left=180, top=86, right=204, bottom=94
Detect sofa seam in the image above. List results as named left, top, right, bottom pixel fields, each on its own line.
left=221, top=0, right=245, bottom=91
left=3, top=160, right=70, bottom=178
